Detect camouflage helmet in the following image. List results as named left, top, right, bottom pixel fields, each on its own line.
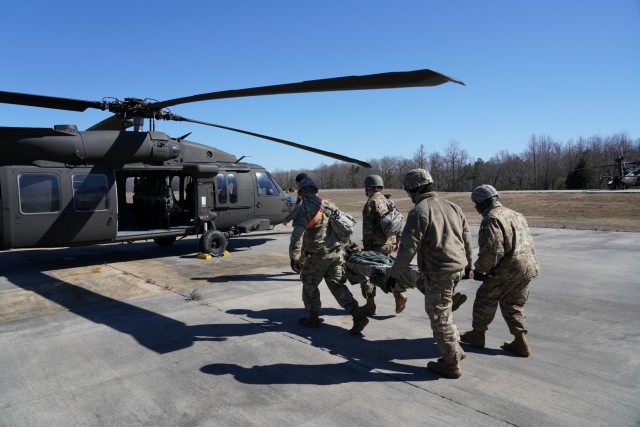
left=403, top=168, right=433, bottom=191
left=471, top=184, right=499, bottom=204
left=297, top=177, right=318, bottom=191
left=364, top=175, right=384, bottom=189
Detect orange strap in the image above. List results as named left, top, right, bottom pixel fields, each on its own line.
left=306, top=207, right=324, bottom=229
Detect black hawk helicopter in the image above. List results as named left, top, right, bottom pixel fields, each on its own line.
left=598, top=155, right=640, bottom=190
left=0, top=69, right=463, bottom=254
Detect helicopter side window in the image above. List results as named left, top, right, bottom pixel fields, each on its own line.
left=256, top=172, right=281, bottom=196
left=228, top=174, right=238, bottom=203
left=17, top=173, right=61, bottom=214
left=72, top=173, right=109, bottom=212
left=216, top=174, right=228, bottom=204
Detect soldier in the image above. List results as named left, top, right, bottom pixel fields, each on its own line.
left=386, top=169, right=473, bottom=379
left=289, top=177, right=369, bottom=334
left=460, top=185, right=540, bottom=357
left=360, top=175, right=406, bottom=316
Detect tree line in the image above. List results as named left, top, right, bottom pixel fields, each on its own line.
left=271, top=132, right=640, bottom=191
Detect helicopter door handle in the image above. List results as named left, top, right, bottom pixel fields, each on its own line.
left=256, top=202, right=262, bottom=208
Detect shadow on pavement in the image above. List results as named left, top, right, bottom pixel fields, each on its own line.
left=198, top=307, right=445, bottom=384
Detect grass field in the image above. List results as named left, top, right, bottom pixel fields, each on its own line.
left=320, top=189, right=640, bottom=233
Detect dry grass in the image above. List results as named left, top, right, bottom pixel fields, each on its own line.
left=321, top=189, right=640, bottom=233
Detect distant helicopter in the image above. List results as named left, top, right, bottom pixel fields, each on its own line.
left=0, top=69, right=463, bottom=254
left=599, top=155, right=640, bottom=190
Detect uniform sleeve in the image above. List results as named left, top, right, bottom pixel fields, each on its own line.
left=389, top=208, right=423, bottom=278
left=283, top=205, right=300, bottom=223
left=459, top=209, right=474, bottom=269
left=474, top=217, right=505, bottom=273
left=289, top=206, right=308, bottom=260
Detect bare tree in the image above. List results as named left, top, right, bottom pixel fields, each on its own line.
left=413, top=144, right=428, bottom=169
left=272, top=131, right=637, bottom=191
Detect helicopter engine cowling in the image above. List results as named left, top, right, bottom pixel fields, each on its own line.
left=2, top=128, right=181, bottom=166
left=80, top=131, right=181, bottom=164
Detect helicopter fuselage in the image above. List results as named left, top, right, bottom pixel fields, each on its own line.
left=0, top=126, right=294, bottom=252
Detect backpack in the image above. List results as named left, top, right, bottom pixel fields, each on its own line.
left=324, top=205, right=357, bottom=244
left=307, top=198, right=356, bottom=244
left=379, top=200, right=404, bottom=237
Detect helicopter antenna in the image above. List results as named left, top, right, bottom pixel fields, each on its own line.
left=235, top=155, right=249, bottom=163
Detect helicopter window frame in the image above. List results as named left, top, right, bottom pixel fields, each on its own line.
left=17, top=173, right=61, bottom=214
left=216, top=174, right=228, bottom=204
left=228, top=174, right=238, bottom=204
left=256, top=172, right=281, bottom=197
left=71, top=173, right=110, bottom=212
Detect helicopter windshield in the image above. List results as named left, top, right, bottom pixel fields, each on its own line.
left=256, top=172, right=281, bottom=196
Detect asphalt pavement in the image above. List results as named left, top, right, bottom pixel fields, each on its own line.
left=0, top=226, right=639, bottom=426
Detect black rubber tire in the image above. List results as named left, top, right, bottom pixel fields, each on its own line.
left=199, top=230, right=227, bottom=255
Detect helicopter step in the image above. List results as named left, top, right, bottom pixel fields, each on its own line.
left=238, top=218, right=270, bottom=233
left=115, top=227, right=194, bottom=242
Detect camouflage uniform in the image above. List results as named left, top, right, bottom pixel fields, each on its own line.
left=471, top=199, right=540, bottom=335
left=389, top=189, right=473, bottom=365
left=282, top=194, right=303, bottom=224
left=361, top=190, right=399, bottom=301
left=289, top=196, right=360, bottom=314
left=363, top=191, right=398, bottom=254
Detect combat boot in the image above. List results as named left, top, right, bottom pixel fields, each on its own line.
left=360, top=297, right=377, bottom=316
left=451, top=292, right=467, bottom=311
left=427, top=358, right=462, bottom=379
left=459, top=329, right=485, bottom=348
left=299, top=310, right=321, bottom=328
left=349, top=306, right=369, bottom=335
left=501, top=333, right=531, bottom=357
left=393, top=291, right=407, bottom=314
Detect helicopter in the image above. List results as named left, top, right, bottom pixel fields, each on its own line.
left=0, top=69, right=463, bottom=254
left=598, top=155, right=640, bottom=190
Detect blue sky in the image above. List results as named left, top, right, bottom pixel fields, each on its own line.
left=2, top=1, right=638, bottom=172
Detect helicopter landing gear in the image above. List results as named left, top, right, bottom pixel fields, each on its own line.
left=199, top=229, right=227, bottom=256
left=153, top=236, right=177, bottom=247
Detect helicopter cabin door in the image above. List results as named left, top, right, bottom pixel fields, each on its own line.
left=213, top=171, right=254, bottom=228
left=1, top=166, right=116, bottom=249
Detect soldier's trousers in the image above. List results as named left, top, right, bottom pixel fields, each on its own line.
left=423, top=270, right=465, bottom=365
left=300, top=251, right=358, bottom=313
left=471, top=276, right=531, bottom=335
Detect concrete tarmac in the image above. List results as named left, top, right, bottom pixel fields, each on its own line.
left=0, top=226, right=639, bottom=426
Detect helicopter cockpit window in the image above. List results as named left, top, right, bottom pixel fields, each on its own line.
left=228, top=174, right=238, bottom=203
left=72, top=173, right=109, bottom=212
left=256, top=172, right=281, bottom=196
left=216, top=174, right=228, bottom=204
left=17, top=173, right=61, bottom=214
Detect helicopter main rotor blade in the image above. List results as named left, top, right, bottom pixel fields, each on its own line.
left=175, top=116, right=372, bottom=168
left=0, top=91, right=103, bottom=112
left=152, top=69, right=464, bottom=109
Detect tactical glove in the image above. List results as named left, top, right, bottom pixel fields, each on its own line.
left=291, top=259, right=302, bottom=274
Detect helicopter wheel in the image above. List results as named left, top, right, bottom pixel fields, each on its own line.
left=154, top=236, right=177, bottom=247
left=199, top=229, right=228, bottom=256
